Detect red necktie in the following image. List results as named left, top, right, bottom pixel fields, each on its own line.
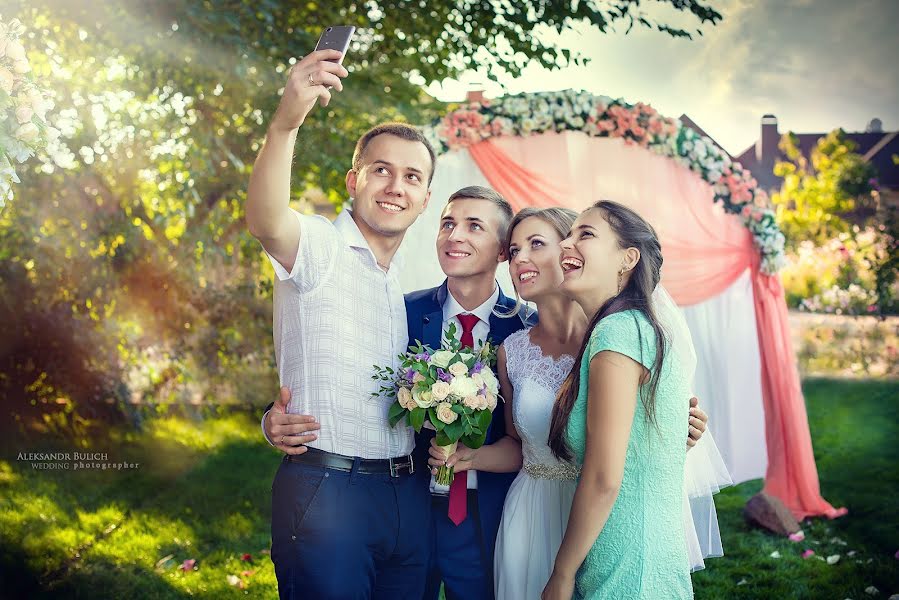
left=448, top=313, right=480, bottom=526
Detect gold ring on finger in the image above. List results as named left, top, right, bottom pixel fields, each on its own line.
left=308, top=73, right=316, bottom=86
left=279, top=435, right=285, bottom=444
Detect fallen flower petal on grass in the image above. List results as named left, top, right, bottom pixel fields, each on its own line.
left=241, top=553, right=252, bottom=561
left=826, top=554, right=840, bottom=565
left=789, top=531, right=806, bottom=542
left=802, top=550, right=815, bottom=559
left=241, top=569, right=256, bottom=577
left=736, top=578, right=748, bottom=586
left=864, top=586, right=879, bottom=595
left=227, top=575, right=240, bottom=586
left=769, top=551, right=781, bottom=559
left=180, top=558, right=196, bottom=571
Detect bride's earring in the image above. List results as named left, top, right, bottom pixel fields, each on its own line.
left=617, top=267, right=625, bottom=295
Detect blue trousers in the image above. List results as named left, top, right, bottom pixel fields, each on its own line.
left=424, top=491, right=493, bottom=600
left=270, top=456, right=431, bottom=599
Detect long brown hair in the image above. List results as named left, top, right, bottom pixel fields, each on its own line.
left=548, top=200, right=667, bottom=462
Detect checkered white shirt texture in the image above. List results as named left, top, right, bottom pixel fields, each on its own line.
left=264, top=208, right=413, bottom=459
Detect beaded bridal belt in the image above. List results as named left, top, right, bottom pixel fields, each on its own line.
left=523, top=462, right=581, bottom=481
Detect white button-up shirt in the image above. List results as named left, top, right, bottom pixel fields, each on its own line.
left=430, top=285, right=500, bottom=493
left=262, top=208, right=412, bottom=459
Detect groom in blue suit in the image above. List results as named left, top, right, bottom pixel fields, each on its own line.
left=404, top=186, right=534, bottom=600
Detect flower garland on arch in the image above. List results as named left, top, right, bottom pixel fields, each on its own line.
left=422, top=90, right=786, bottom=274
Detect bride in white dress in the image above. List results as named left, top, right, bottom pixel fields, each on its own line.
left=440, top=208, right=730, bottom=600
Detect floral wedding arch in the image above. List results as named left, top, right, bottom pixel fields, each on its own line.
left=396, top=90, right=842, bottom=520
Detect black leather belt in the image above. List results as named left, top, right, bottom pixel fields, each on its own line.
left=286, top=447, right=415, bottom=478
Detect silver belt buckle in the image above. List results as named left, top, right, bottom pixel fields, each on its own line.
left=389, top=455, right=413, bottom=478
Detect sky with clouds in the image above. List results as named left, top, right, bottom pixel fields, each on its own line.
left=425, top=0, right=899, bottom=156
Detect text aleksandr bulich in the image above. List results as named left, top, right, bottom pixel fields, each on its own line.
left=18, top=452, right=110, bottom=461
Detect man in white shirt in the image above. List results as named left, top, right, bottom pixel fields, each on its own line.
left=267, top=186, right=536, bottom=600
left=246, top=48, right=436, bottom=599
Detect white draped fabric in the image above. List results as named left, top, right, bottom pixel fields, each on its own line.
left=681, top=269, right=767, bottom=483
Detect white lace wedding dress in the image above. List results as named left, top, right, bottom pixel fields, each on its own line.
left=493, top=328, right=578, bottom=600
left=493, top=328, right=731, bottom=600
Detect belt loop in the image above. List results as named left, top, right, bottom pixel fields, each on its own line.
left=350, top=456, right=361, bottom=482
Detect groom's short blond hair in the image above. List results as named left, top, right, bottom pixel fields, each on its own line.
left=445, top=186, right=514, bottom=245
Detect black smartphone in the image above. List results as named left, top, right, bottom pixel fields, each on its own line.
left=314, top=26, right=355, bottom=64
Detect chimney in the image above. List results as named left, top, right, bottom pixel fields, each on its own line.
left=756, top=114, right=779, bottom=163
left=466, top=90, right=485, bottom=104
left=866, top=118, right=883, bottom=133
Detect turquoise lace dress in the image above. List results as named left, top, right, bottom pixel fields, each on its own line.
left=564, top=310, right=693, bottom=599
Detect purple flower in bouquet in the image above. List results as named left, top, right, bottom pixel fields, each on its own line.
left=437, top=369, right=452, bottom=382
left=415, top=352, right=431, bottom=362
left=471, top=361, right=484, bottom=374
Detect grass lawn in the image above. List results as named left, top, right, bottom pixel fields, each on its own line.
left=1, top=377, right=896, bottom=599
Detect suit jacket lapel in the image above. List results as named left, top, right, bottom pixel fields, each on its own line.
left=421, top=282, right=447, bottom=349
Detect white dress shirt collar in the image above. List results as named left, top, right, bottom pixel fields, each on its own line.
left=334, top=208, right=405, bottom=271
left=443, top=282, right=500, bottom=324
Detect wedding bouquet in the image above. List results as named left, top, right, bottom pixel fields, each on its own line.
left=372, top=323, right=500, bottom=486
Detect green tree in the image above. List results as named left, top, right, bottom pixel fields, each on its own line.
left=1, top=1, right=722, bottom=423
left=772, top=129, right=877, bottom=249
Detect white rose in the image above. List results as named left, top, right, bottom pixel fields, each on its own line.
left=480, top=368, right=500, bottom=395
left=470, top=373, right=484, bottom=388
left=476, top=394, right=489, bottom=410
left=0, top=67, right=14, bottom=94
left=13, top=59, right=30, bottom=74
left=15, top=105, right=32, bottom=125
left=485, top=392, right=498, bottom=412
left=436, top=402, right=458, bottom=424
left=431, top=381, right=451, bottom=402
left=412, top=387, right=435, bottom=409
left=14, top=123, right=39, bottom=143
left=397, top=387, right=413, bottom=410
left=521, top=118, right=536, bottom=134
left=448, top=361, right=468, bottom=377
left=462, top=395, right=480, bottom=410
left=430, top=350, right=455, bottom=369
left=449, top=375, right=479, bottom=399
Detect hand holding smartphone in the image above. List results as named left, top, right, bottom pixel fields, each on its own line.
left=313, top=26, right=355, bottom=64
left=270, top=26, right=354, bottom=131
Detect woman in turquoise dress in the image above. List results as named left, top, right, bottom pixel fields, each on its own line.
left=542, top=200, right=693, bottom=600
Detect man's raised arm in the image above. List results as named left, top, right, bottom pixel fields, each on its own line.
left=245, top=49, right=348, bottom=272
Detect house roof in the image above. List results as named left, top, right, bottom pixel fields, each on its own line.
left=678, top=115, right=733, bottom=159
left=735, top=130, right=899, bottom=190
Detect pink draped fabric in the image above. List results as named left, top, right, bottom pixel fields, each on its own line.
left=469, top=132, right=844, bottom=520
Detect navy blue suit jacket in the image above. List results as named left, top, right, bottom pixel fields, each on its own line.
left=404, top=280, right=537, bottom=563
